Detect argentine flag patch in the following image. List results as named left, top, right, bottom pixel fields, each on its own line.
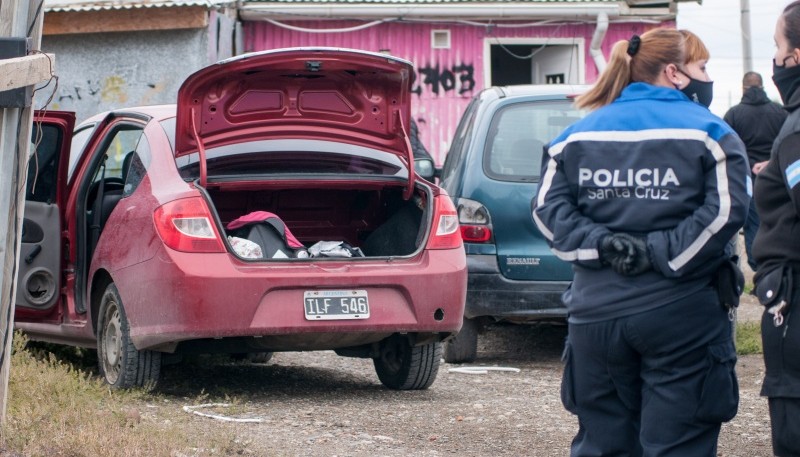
left=746, top=175, right=753, bottom=197
left=787, top=159, right=800, bottom=189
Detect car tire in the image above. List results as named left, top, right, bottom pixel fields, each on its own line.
left=373, top=335, right=441, bottom=390
left=443, top=317, right=478, bottom=363
left=97, top=283, right=161, bottom=389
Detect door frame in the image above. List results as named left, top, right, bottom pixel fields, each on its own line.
left=15, top=112, right=75, bottom=319
left=483, top=37, right=586, bottom=87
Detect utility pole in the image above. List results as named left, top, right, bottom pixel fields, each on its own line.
left=0, top=0, right=53, bottom=424
left=741, top=0, right=753, bottom=73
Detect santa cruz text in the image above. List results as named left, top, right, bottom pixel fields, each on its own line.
left=579, top=167, right=680, bottom=201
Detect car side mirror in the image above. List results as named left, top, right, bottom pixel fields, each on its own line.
left=414, top=157, right=436, bottom=181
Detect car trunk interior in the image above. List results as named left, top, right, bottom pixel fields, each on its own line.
left=205, top=184, right=430, bottom=259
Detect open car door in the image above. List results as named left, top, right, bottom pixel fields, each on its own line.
left=15, top=111, right=74, bottom=320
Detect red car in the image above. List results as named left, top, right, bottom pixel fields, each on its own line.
left=16, top=48, right=466, bottom=390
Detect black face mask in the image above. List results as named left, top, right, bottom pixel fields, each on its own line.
left=772, top=56, right=800, bottom=104
left=680, top=77, right=714, bottom=108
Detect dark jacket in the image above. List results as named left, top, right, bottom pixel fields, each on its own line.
left=753, top=87, right=800, bottom=276
left=533, top=83, right=749, bottom=324
left=752, top=88, right=800, bottom=398
left=723, top=86, right=787, bottom=171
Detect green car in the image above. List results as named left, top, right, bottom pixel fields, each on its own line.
left=439, top=85, right=588, bottom=363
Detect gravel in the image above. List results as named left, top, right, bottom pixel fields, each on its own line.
left=149, top=237, right=771, bottom=455
left=157, top=295, right=771, bottom=456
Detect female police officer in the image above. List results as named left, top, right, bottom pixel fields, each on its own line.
left=751, top=2, right=800, bottom=455
left=533, top=28, right=749, bottom=456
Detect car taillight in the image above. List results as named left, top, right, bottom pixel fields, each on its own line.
left=457, top=198, right=493, bottom=243
left=153, top=197, right=225, bottom=253
left=460, top=225, right=492, bottom=243
left=426, top=195, right=462, bottom=250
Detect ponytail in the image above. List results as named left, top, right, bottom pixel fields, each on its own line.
left=575, top=40, right=631, bottom=110
left=576, top=28, right=687, bottom=111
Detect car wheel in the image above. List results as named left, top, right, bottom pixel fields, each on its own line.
left=97, top=283, right=161, bottom=389
left=443, top=317, right=478, bottom=363
left=373, top=335, right=441, bottom=390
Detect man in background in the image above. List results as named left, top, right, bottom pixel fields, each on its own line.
left=724, top=71, right=787, bottom=271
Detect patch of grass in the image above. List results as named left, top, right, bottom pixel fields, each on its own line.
left=736, top=321, right=763, bottom=355
left=0, top=333, right=245, bottom=457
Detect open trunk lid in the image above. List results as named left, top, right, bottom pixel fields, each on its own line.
left=175, top=47, right=416, bottom=196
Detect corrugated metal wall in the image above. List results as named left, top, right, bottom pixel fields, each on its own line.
left=245, top=20, right=667, bottom=162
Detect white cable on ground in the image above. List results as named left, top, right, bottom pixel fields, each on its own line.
left=448, top=366, right=521, bottom=375
left=183, top=403, right=264, bottom=423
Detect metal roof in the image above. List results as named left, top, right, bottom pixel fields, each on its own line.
left=243, top=0, right=624, bottom=3
left=44, top=0, right=234, bottom=13
left=44, top=0, right=689, bottom=13
left=238, top=0, right=696, bottom=3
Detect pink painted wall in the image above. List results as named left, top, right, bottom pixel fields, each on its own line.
left=245, top=20, right=671, bottom=162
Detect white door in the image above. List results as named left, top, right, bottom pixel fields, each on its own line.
left=530, top=45, right=581, bottom=85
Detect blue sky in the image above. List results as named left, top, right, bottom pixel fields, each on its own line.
left=677, top=0, right=787, bottom=116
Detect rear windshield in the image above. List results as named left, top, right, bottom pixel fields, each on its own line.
left=161, top=119, right=405, bottom=181
left=483, top=100, right=584, bottom=182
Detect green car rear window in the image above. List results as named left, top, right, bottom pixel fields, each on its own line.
left=483, top=100, right=584, bottom=182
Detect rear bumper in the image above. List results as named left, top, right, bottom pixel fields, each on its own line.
left=117, top=246, right=467, bottom=351
left=465, top=255, right=568, bottom=321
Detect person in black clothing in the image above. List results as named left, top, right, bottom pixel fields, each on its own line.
left=724, top=72, right=787, bottom=271
left=752, top=3, right=800, bottom=455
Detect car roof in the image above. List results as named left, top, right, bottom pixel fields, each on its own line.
left=80, top=104, right=177, bottom=126
left=482, top=84, right=590, bottom=101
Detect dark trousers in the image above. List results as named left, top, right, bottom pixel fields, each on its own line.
left=760, top=278, right=800, bottom=456
left=561, top=288, right=738, bottom=457
left=743, top=196, right=759, bottom=271
left=768, top=398, right=800, bottom=456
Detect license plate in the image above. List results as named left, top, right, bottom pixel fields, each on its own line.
left=304, top=290, right=370, bottom=320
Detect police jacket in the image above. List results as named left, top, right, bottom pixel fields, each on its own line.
left=533, top=83, right=749, bottom=324
left=723, top=86, right=787, bottom=171
left=753, top=87, right=800, bottom=276
left=751, top=88, right=800, bottom=398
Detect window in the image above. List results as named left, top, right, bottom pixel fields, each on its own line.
left=440, top=98, right=479, bottom=185
left=68, top=124, right=95, bottom=182
left=432, top=30, right=451, bottom=49
left=175, top=139, right=404, bottom=181
left=483, top=100, right=584, bottom=182
left=26, top=124, right=61, bottom=203
left=91, top=126, right=144, bottom=186
left=123, top=136, right=150, bottom=197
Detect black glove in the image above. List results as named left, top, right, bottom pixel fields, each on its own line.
left=600, top=233, right=652, bottom=276
left=600, top=235, right=630, bottom=268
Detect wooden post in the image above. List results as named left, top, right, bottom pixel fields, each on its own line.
left=0, top=0, right=51, bottom=424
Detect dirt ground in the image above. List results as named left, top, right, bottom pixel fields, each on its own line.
left=153, top=299, right=771, bottom=456
left=133, top=239, right=771, bottom=456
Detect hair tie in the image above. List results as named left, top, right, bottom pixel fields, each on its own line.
left=627, top=35, right=641, bottom=57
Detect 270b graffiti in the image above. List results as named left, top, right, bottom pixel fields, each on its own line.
left=411, top=63, right=475, bottom=96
